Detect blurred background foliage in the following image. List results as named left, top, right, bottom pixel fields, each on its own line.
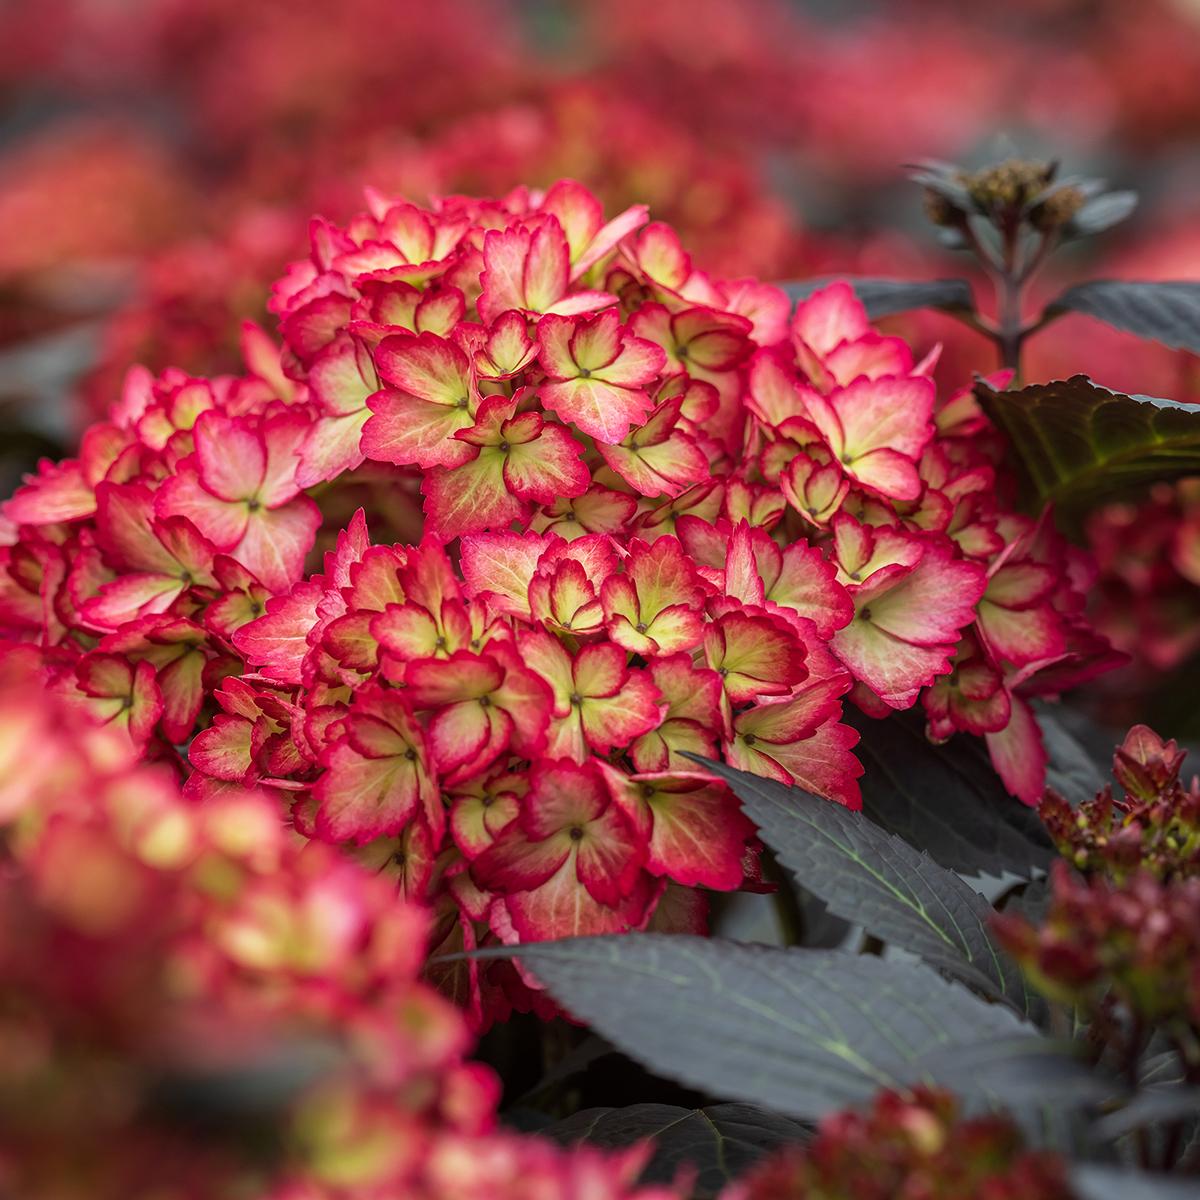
left=3, top=0, right=1200, bottom=731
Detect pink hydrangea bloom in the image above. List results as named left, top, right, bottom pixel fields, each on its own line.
left=0, top=181, right=1118, bottom=1025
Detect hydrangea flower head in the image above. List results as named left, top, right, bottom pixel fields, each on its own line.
left=1, top=179, right=1119, bottom=1021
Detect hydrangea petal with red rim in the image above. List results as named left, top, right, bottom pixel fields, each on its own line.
left=602, top=764, right=754, bottom=890
left=314, top=687, right=438, bottom=845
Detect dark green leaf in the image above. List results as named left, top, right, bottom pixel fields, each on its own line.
left=1046, top=280, right=1200, bottom=353
left=976, top=375, right=1200, bottom=509
left=846, top=708, right=1055, bottom=879
left=780, top=276, right=974, bottom=319
left=690, top=757, right=1039, bottom=1019
left=480, top=934, right=1025, bottom=1121
left=1095, top=1086, right=1200, bottom=1140
left=924, top=1035, right=1116, bottom=1110
left=1140, top=1050, right=1186, bottom=1089
left=1001, top=878, right=1051, bottom=924
left=1036, top=704, right=1110, bottom=806
left=543, top=1103, right=808, bottom=1198
left=935, top=226, right=969, bottom=250
left=919, top=1039, right=1102, bottom=1160
left=1073, top=1165, right=1200, bottom=1199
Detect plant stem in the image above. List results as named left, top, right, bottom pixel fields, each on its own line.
left=1047, top=1002, right=1074, bottom=1043
left=951, top=218, right=1030, bottom=379
left=761, top=853, right=805, bottom=947
left=1179, top=1132, right=1200, bottom=1174
left=770, top=882, right=805, bottom=948
left=994, top=219, right=1027, bottom=378
left=1124, top=1016, right=1146, bottom=1089
left=1018, top=232, right=1056, bottom=286
left=1084, top=996, right=1120, bottom=1065
left=996, top=271, right=1024, bottom=377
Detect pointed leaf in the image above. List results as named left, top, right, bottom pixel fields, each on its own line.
left=1067, top=192, right=1138, bottom=237
left=481, top=933, right=1025, bottom=1121
left=1072, top=1166, right=1200, bottom=1200
left=1045, top=280, right=1200, bottom=353
left=846, top=709, right=1055, bottom=879
left=977, top=375, right=1200, bottom=508
left=543, top=1103, right=808, bottom=1199
left=921, top=1033, right=1117, bottom=1112
left=1037, top=703, right=1110, bottom=806
left=691, top=757, right=1040, bottom=1019
left=1094, top=1085, right=1200, bottom=1141
left=781, top=277, right=973, bottom=319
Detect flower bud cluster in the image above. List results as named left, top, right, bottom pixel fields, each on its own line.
left=1041, top=724, right=1200, bottom=884
left=725, top=1087, right=1073, bottom=1200
left=995, top=723, right=1200, bottom=1032
left=993, top=861, right=1200, bottom=1028
left=913, top=156, right=1132, bottom=242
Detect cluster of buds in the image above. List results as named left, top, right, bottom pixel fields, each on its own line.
left=1041, top=724, right=1200, bottom=883
left=0, top=645, right=684, bottom=1200
left=725, top=1087, right=1073, bottom=1200
left=912, top=157, right=1135, bottom=244
left=995, top=723, right=1200, bottom=1051
left=1, top=181, right=1117, bottom=1020
left=993, top=861, right=1200, bottom=1030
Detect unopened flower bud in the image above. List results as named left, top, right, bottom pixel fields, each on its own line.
left=963, top=158, right=1054, bottom=217
left=1030, top=184, right=1086, bottom=232
left=726, top=1087, right=1074, bottom=1199
left=922, top=187, right=965, bottom=228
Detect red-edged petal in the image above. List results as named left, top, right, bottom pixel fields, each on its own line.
left=81, top=573, right=183, bottom=631
left=156, top=471, right=248, bottom=551
left=460, top=530, right=561, bottom=618
left=791, top=281, right=869, bottom=358
left=233, top=499, right=322, bottom=593
left=573, top=641, right=628, bottom=699
left=373, top=330, right=472, bottom=405
left=194, top=412, right=264, bottom=503
left=605, top=767, right=753, bottom=890
left=190, top=714, right=255, bottom=782
left=833, top=376, right=934, bottom=462
left=582, top=670, right=664, bottom=754
left=502, top=424, right=589, bottom=505
left=498, top=860, right=658, bottom=943
left=985, top=696, right=1047, bottom=806
left=539, top=376, right=648, bottom=446
left=421, top=450, right=527, bottom=540
left=232, top=579, right=323, bottom=686
left=361, top=389, right=476, bottom=469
